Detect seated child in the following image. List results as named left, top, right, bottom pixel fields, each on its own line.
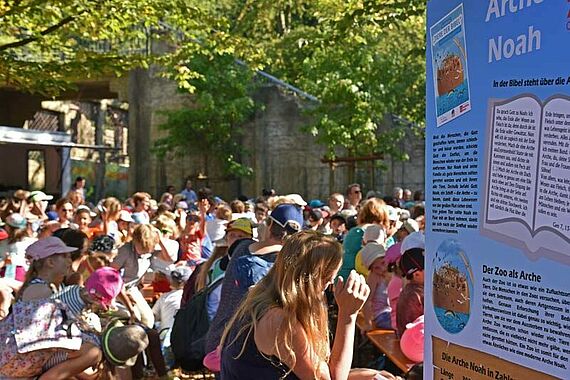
left=152, top=266, right=192, bottom=367
left=396, top=248, right=425, bottom=338
left=355, top=224, right=386, bottom=277
left=361, top=241, right=392, bottom=330
left=385, top=223, right=421, bottom=330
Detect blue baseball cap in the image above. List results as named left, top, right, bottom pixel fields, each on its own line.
left=46, top=211, right=58, bottom=221
left=268, top=204, right=303, bottom=232
left=308, top=199, right=325, bottom=208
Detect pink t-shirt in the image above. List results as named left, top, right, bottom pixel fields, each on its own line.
left=387, top=275, right=403, bottom=330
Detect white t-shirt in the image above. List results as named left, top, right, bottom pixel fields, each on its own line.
left=0, top=237, right=36, bottom=268
left=152, top=288, right=183, bottom=332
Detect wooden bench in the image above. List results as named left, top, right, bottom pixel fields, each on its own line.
left=354, top=312, right=415, bottom=373
left=366, top=329, right=415, bottom=373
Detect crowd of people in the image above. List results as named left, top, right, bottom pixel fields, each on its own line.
left=0, top=178, right=425, bottom=379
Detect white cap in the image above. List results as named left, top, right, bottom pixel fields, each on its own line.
left=363, top=224, right=386, bottom=244
left=401, top=219, right=419, bottom=234
left=76, top=205, right=96, bottom=217
left=283, top=194, right=307, bottom=207
left=401, top=231, right=425, bottom=254
left=119, top=210, right=134, bottom=223
left=361, top=242, right=387, bottom=269
left=386, top=206, right=400, bottom=222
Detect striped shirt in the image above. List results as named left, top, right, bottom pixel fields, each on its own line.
left=43, top=285, right=100, bottom=370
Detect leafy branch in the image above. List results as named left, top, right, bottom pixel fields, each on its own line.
left=0, top=10, right=86, bottom=51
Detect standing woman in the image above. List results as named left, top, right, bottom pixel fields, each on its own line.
left=221, top=231, right=379, bottom=379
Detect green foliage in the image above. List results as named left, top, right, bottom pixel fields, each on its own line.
left=2, top=0, right=427, bottom=173
left=0, top=0, right=215, bottom=95
left=256, top=0, right=427, bottom=160
left=154, top=52, right=257, bottom=177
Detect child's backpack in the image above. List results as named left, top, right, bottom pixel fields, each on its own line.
left=170, top=276, right=223, bottom=371
left=0, top=298, right=82, bottom=377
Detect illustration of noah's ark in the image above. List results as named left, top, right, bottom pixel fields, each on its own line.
left=437, top=54, right=464, bottom=96
left=433, top=263, right=470, bottom=315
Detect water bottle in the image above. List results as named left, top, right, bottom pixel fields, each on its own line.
left=4, top=256, right=15, bottom=280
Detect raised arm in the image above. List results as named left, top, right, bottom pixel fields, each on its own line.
left=328, top=271, right=369, bottom=380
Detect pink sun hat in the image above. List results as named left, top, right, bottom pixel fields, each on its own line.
left=384, top=241, right=403, bottom=265
left=84, top=267, right=124, bottom=308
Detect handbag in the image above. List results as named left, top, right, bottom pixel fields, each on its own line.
left=0, top=298, right=83, bottom=377
left=12, top=298, right=83, bottom=353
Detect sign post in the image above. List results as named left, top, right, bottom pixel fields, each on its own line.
left=425, top=1, right=570, bottom=379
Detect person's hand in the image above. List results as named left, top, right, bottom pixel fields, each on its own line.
left=198, top=199, right=208, bottom=215
left=334, top=270, right=370, bottom=318
left=100, top=207, right=108, bottom=222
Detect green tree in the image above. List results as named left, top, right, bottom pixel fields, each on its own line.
left=251, top=0, right=426, bottom=160
left=154, top=52, right=257, bottom=177
left=2, top=0, right=426, bottom=174
left=0, top=0, right=229, bottom=95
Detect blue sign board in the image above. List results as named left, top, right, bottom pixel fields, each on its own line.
left=426, top=1, right=570, bottom=379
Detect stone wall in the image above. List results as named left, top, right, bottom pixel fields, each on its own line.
left=126, top=72, right=425, bottom=201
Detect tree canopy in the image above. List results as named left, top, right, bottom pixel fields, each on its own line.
left=1, top=0, right=426, bottom=174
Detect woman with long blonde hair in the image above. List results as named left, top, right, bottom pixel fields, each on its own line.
left=220, top=231, right=377, bottom=379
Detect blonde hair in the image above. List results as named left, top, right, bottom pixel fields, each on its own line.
left=101, top=197, right=122, bottom=221
left=195, top=245, right=228, bottom=291
left=153, top=214, right=178, bottom=239
left=132, top=192, right=151, bottom=206
left=230, top=200, right=245, bottom=214
left=357, top=198, right=390, bottom=230
left=132, top=224, right=156, bottom=253
left=215, top=205, right=232, bottom=222
left=67, top=190, right=84, bottom=207
left=221, top=231, right=342, bottom=377
left=195, top=246, right=228, bottom=292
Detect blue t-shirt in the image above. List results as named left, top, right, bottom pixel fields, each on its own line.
left=180, top=189, right=197, bottom=203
